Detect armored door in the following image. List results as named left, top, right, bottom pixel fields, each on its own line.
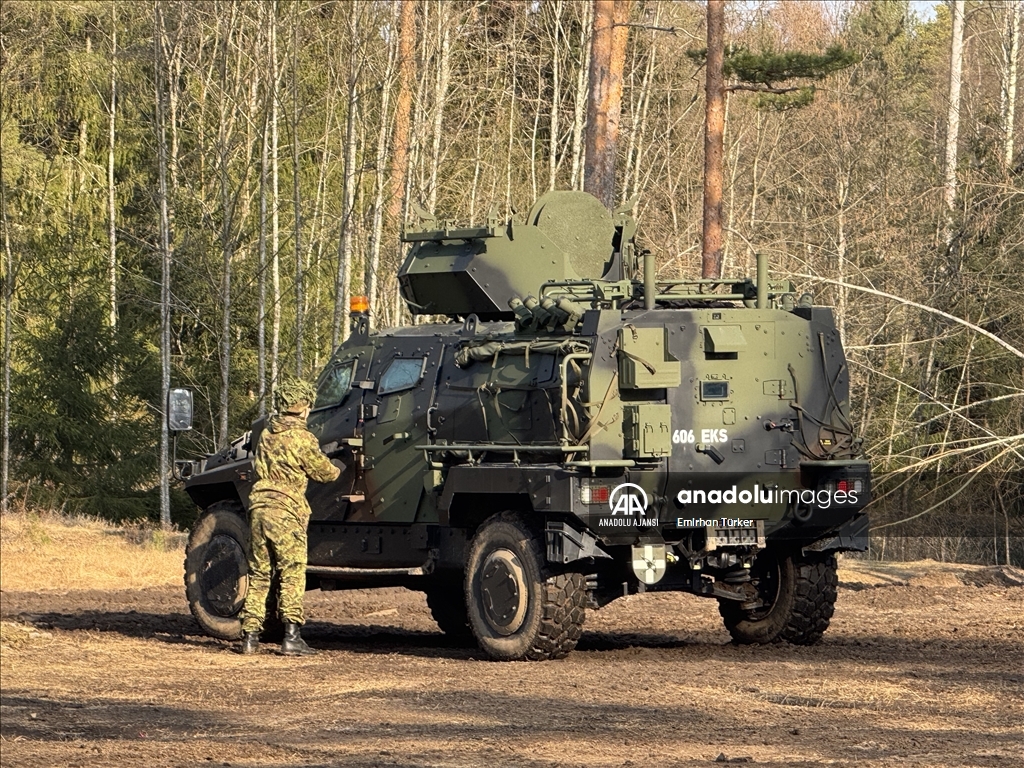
left=359, top=343, right=444, bottom=522
left=306, top=345, right=373, bottom=522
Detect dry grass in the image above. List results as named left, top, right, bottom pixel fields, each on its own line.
left=0, top=510, right=185, bottom=592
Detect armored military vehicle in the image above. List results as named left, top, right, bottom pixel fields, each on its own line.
left=179, top=191, right=870, bottom=660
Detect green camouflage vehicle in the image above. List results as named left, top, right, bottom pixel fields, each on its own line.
left=179, top=191, right=870, bottom=660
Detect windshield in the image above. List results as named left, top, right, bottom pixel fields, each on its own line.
left=313, top=360, right=355, bottom=409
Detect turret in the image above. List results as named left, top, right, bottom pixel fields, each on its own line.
left=397, top=191, right=637, bottom=320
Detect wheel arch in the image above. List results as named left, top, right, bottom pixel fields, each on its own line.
left=186, top=482, right=246, bottom=514
left=446, top=492, right=534, bottom=535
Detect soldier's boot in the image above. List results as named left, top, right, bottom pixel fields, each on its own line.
left=240, top=631, right=260, bottom=655
left=280, top=623, right=316, bottom=656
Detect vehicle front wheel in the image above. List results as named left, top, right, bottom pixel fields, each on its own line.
left=718, top=549, right=838, bottom=645
left=184, top=501, right=282, bottom=641
left=464, top=513, right=586, bottom=661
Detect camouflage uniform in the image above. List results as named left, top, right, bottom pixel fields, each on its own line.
left=240, top=410, right=340, bottom=633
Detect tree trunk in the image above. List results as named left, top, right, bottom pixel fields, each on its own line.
left=107, top=5, right=118, bottom=333
left=624, top=10, right=657, bottom=203
left=271, top=2, right=281, bottom=400
left=367, top=13, right=397, bottom=327
left=217, top=10, right=237, bottom=448
left=583, top=0, right=630, bottom=209
left=505, top=14, right=519, bottom=210
left=1, top=182, right=13, bottom=513
left=291, top=19, right=304, bottom=378
left=469, top=114, right=485, bottom=220
left=1002, top=0, right=1020, bottom=170
left=428, top=0, right=452, bottom=211
left=333, top=7, right=361, bottom=349
left=388, top=0, right=417, bottom=227
left=384, top=0, right=416, bottom=327
left=570, top=1, right=593, bottom=190
left=154, top=3, right=173, bottom=529
left=549, top=0, right=563, bottom=191
left=258, top=98, right=269, bottom=417
left=702, top=0, right=726, bottom=279
left=941, top=0, right=965, bottom=249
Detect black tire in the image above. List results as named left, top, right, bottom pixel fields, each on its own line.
left=183, top=501, right=283, bottom=642
left=425, top=579, right=473, bottom=639
left=464, top=512, right=586, bottom=661
left=719, top=549, right=838, bottom=645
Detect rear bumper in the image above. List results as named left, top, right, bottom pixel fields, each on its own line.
left=766, top=460, right=871, bottom=544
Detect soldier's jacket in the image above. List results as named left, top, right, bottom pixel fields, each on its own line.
left=249, top=414, right=340, bottom=516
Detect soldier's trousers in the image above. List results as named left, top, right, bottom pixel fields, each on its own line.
left=239, top=504, right=308, bottom=632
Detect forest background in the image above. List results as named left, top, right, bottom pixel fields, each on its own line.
left=1, top=0, right=1021, bottom=565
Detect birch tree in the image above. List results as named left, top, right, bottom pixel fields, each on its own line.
left=333, top=3, right=363, bottom=348
left=1002, top=0, right=1020, bottom=170
left=107, top=3, right=118, bottom=333
left=154, top=3, right=173, bottom=529
left=942, top=0, right=965, bottom=248
left=1, top=182, right=12, bottom=514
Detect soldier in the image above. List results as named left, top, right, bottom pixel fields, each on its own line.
left=239, top=377, right=341, bottom=656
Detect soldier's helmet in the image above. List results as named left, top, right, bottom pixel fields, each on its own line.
left=275, top=377, right=316, bottom=414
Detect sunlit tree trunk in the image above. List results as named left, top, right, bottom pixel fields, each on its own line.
left=367, top=7, right=397, bottom=327
left=258, top=100, right=269, bottom=416
left=1, top=185, right=13, bottom=513
left=384, top=0, right=416, bottom=327
left=584, top=0, right=630, bottom=209
left=389, top=0, right=416, bottom=227
left=941, top=0, right=965, bottom=249
left=107, top=4, right=118, bottom=333
left=270, top=2, right=281, bottom=401
left=154, top=2, right=173, bottom=529
left=570, top=1, right=593, bottom=191
left=548, top=0, right=563, bottom=191
left=702, top=0, right=725, bottom=279
left=291, top=18, right=304, bottom=377
left=622, top=8, right=657, bottom=203
left=1002, top=0, right=1020, bottom=170
left=333, top=5, right=361, bottom=349
left=217, top=6, right=238, bottom=448
left=505, top=12, right=519, bottom=210
left=428, top=0, right=452, bottom=211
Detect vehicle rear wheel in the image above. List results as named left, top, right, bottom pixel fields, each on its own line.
left=719, top=549, right=837, bottom=645
left=465, top=512, right=586, bottom=661
left=184, top=501, right=283, bottom=641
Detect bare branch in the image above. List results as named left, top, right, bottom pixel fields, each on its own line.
left=725, top=83, right=803, bottom=94
left=791, top=274, right=1024, bottom=360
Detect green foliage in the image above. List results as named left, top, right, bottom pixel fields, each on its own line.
left=686, top=40, right=858, bottom=110
left=722, top=44, right=860, bottom=86
left=11, top=276, right=160, bottom=519
left=752, top=87, right=815, bottom=111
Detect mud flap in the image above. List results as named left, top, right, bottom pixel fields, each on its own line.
left=545, top=522, right=611, bottom=565
left=804, top=512, right=869, bottom=554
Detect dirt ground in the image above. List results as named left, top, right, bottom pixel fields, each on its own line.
left=2, top=556, right=1023, bottom=768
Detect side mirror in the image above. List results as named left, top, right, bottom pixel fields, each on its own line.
left=168, top=388, right=193, bottom=432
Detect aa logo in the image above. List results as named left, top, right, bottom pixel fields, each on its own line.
left=608, top=483, right=649, bottom=516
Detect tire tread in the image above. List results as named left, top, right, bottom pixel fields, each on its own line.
left=719, top=551, right=837, bottom=646
left=467, top=511, right=586, bottom=661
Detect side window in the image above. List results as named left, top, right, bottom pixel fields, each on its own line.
left=313, top=360, right=355, bottom=409
left=378, top=357, right=426, bottom=395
